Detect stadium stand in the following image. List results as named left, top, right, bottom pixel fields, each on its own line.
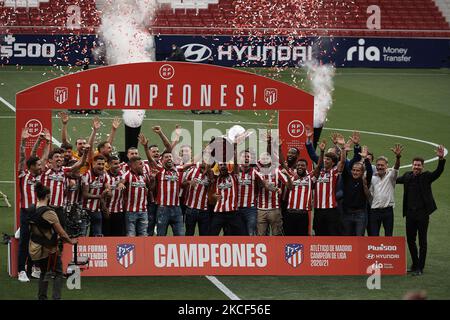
left=0, top=0, right=449, bottom=37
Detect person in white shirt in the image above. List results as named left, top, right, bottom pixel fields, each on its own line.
left=368, top=144, right=403, bottom=236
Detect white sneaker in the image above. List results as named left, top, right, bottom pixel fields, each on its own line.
left=31, top=266, right=41, bottom=279
left=18, top=271, right=30, bottom=282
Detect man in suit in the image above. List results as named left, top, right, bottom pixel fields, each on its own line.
left=396, top=145, right=446, bottom=276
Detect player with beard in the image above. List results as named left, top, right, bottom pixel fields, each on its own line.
left=237, top=149, right=265, bottom=236
left=209, top=140, right=245, bottom=236
left=105, top=156, right=126, bottom=236
left=396, top=145, right=446, bottom=276
left=284, top=158, right=322, bottom=236
left=121, top=156, right=151, bottom=236
left=41, top=142, right=89, bottom=230
left=82, top=154, right=111, bottom=236
left=60, top=143, right=75, bottom=166
left=183, top=161, right=214, bottom=236
left=256, top=152, right=292, bottom=236
left=313, top=140, right=346, bottom=236
left=279, top=146, right=300, bottom=232
left=139, top=134, right=194, bottom=236
left=17, top=128, right=51, bottom=282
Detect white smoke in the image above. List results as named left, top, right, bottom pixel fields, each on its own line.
left=304, top=60, right=335, bottom=128
left=98, top=0, right=157, bottom=126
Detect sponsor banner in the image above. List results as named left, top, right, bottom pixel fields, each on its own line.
left=0, top=34, right=97, bottom=66
left=157, top=35, right=450, bottom=68
left=56, top=236, right=406, bottom=276
left=2, top=34, right=449, bottom=67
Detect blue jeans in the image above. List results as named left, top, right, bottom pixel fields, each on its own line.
left=342, top=209, right=367, bottom=236
left=147, top=203, right=158, bottom=236
left=157, top=206, right=185, bottom=236
left=185, top=207, right=210, bottom=236
left=238, top=207, right=257, bottom=236
left=88, top=210, right=103, bottom=236
left=125, top=212, right=148, bottom=236
left=368, top=207, right=394, bottom=236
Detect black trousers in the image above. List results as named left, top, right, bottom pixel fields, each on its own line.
left=284, top=209, right=309, bottom=236
left=210, top=211, right=245, bottom=236
left=406, top=214, right=429, bottom=271
left=36, top=254, right=63, bottom=300
left=18, top=208, right=34, bottom=274
left=368, top=207, right=394, bottom=236
left=104, top=212, right=125, bottom=236
left=185, top=207, right=210, bottom=236
left=313, top=208, right=341, bottom=236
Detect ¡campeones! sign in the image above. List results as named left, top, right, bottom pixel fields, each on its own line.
left=15, top=62, right=313, bottom=228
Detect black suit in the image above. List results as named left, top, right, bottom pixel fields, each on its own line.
left=396, top=158, right=446, bottom=271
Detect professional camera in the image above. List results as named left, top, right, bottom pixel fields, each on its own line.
left=65, top=204, right=90, bottom=238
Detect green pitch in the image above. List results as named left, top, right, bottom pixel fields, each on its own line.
left=0, top=66, right=449, bottom=300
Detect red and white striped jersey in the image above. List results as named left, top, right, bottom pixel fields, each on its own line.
left=237, top=167, right=261, bottom=208
left=108, top=171, right=124, bottom=213
left=64, top=177, right=81, bottom=205
left=213, top=174, right=239, bottom=212
left=81, top=170, right=110, bottom=212
left=155, top=166, right=184, bottom=206
left=256, top=168, right=288, bottom=209
left=314, top=167, right=340, bottom=209
left=122, top=170, right=149, bottom=212
left=287, top=172, right=313, bottom=210
left=18, top=170, right=40, bottom=209
left=184, top=165, right=211, bottom=210
left=281, top=166, right=296, bottom=202
left=41, top=167, right=71, bottom=208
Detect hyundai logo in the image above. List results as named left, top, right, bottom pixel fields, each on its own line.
left=181, top=43, right=212, bottom=62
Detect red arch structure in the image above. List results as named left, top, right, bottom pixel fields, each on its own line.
left=15, top=62, right=314, bottom=228
left=12, top=62, right=405, bottom=277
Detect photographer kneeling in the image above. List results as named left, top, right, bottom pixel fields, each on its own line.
left=28, top=182, right=77, bottom=300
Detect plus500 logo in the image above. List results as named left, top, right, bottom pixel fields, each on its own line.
left=346, top=39, right=380, bottom=62
left=1, top=37, right=56, bottom=58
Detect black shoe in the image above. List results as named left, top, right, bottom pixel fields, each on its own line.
left=407, top=266, right=417, bottom=273
left=412, top=270, right=423, bottom=276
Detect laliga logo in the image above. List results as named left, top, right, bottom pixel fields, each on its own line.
left=181, top=43, right=212, bottom=62
left=347, top=39, right=380, bottom=62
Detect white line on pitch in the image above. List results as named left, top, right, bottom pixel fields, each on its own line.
left=0, top=97, right=61, bottom=147
left=0, top=96, right=16, bottom=112
left=323, top=127, right=448, bottom=169
left=205, top=276, right=241, bottom=300
left=0, top=181, right=14, bottom=184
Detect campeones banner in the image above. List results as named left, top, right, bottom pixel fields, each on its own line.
left=61, top=236, right=406, bottom=276
left=15, top=62, right=313, bottom=228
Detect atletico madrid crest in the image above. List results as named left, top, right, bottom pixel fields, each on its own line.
left=54, top=87, right=68, bottom=104
left=117, top=244, right=135, bottom=269
left=264, top=88, right=278, bottom=105
left=285, top=244, right=304, bottom=268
